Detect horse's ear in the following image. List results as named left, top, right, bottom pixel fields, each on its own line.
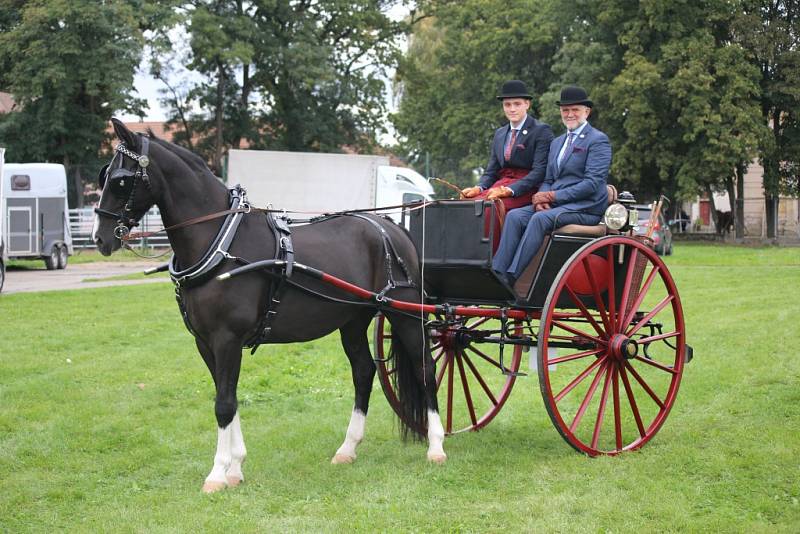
left=111, top=118, right=137, bottom=148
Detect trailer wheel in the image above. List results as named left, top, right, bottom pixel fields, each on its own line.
left=57, top=245, right=68, bottom=269
left=537, top=236, right=685, bottom=456
left=374, top=311, right=522, bottom=434
left=44, top=245, right=59, bottom=270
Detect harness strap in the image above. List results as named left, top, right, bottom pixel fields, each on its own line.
left=245, top=211, right=295, bottom=352
left=344, top=213, right=415, bottom=293
left=168, top=187, right=247, bottom=288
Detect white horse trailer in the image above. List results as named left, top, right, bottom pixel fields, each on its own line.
left=1, top=158, right=73, bottom=282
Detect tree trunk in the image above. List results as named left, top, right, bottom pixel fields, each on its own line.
left=735, top=162, right=745, bottom=239
left=213, top=61, right=225, bottom=175
left=765, top=193, right=779, bottom=239
left=724, top=173, right=735, bottom=240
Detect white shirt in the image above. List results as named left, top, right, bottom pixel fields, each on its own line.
left=557, top=121, right=589, bottom=165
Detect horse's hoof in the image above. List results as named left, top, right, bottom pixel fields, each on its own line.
left=331, top=453, right=355, bottom=464
left=427, top=453, right=447, bottom=464
left=226, top=476, right=243, bottom=487
left=202, top=480, right=227, bottom=493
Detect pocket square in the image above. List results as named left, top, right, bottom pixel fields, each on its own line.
left=515, top=144, right=526, bottom=150
left=572, top=147, right=586, bottom=153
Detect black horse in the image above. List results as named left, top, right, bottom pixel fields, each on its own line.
left=93, top=119, right=445, bottom=492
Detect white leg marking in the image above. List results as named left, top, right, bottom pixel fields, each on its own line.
left=225, top=412, right=247, bottom=486
left=426, top=409, right=447, bottom=464
left=332, top=409, right=366, bottom=464
left=203, top=422, right=233, bottom=493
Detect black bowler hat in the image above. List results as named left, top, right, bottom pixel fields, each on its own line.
left=556, top=85, right=593, bottom=108
left=496, top=80, right=533, bottom=100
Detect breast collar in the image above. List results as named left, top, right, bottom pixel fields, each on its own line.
left=168, top=186, right=249, bottom=288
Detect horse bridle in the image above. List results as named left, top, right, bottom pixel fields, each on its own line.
left=94, top=136, right=152, bottom=240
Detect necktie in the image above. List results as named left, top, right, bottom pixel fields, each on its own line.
left=504, top=129, right=518, bottom=161
left=558, top=132, right=575, bottom=167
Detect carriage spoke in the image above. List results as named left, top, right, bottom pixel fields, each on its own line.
left=591, top=361, right=614, bottom=449
left=465, top=345, right=504, bottom=371
left=581, top=256, right=613, bottom=333
left=570, top=360, right=609, bottom=432
left=436, top=353, right=450, bottom=392
left=625, top=361, right=666, bottom=408
left=564, top=285, right=606, bottom=337
left=548, top=348, right=604, bottom=365
left=606, top=244, right=616, bottom=327
left=616, top=248, right=639, bottom=331
left=620, top=265, right=661, bottom=330
left=633, top=355, right=678, bottom=375
left=446, top=352, right=455, bottom=433
left=619, top=364, right=646, bottom=438
left=455, top=351, right=478, bottom=427
left=464, top=317, right=492, bottom=330
left=552, top=320, right=606, bottom=345
left=432, top=347, right=446, bottom=365
left=612, top=365, right=623, bottom=451
left=625, top=295, right=675, bottom=337
left=555, top=356, right=605, bottom=402
left=461, top=352, right=499, bottom=406
left=635, top=330, right=680, bottom=344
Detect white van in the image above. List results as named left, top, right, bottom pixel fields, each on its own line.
left=1, top=154, right=73, bottom=286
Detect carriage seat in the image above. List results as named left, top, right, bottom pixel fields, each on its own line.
left=511, top=184, right=618, bottom=298
left=551, top=184, right=618, bottom=237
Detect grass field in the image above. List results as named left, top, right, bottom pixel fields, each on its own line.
left=1, top=244, right=798, bottom=532
left=7, top=248, right=165, bottom=269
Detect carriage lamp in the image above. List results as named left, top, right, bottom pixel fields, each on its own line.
left=604, top=190, right=639, bottom=232
left=604, top=203, right=629, bottom=230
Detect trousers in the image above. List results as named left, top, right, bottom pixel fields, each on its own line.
left=492, top=205, right=601, bottom=279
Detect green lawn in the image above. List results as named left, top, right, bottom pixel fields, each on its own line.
left=7, top=248, right=166, bottom=269
left=0, top=244, right=798, bottom=532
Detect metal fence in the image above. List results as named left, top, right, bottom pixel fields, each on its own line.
left=68, top=208, right=171, bottom=250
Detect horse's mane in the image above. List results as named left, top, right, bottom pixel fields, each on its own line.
left=146, top=131, right=220, bottom=180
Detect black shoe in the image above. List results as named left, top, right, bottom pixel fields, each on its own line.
left=494, top=271, right=516, bottom=287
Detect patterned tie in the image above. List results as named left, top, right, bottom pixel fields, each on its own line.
left=558, top=131, right=575, bottom=168
left=504, top=128, right=518, bottom=161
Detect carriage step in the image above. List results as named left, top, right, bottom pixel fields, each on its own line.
left=685, top=344, right=694, bottom=363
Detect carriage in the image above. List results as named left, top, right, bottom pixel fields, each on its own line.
left=368, top=193, right=692, bottom=455
left=95, top=122, right=693, bottom=491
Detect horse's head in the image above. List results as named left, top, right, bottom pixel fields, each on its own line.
left=93, top=119, right=160, bottom=255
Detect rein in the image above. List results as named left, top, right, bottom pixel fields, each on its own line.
left=121, top=198, right=462, bottom=241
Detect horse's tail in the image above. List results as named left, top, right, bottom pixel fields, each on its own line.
left=389, top=323, right=429, bottom=441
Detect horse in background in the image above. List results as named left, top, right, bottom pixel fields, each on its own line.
left=92, top=119, right=446, bottom=492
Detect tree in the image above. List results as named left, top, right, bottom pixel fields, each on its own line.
left=392, top=0, right=562, bottom=192
left=152, top=0, right=407, bottom=173
left=540, top=0, right=767, bottom=236
left=734, top=0, right=800, bottom=238
left=0, top=0, right=173, bottom=206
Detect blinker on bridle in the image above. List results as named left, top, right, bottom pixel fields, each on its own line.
left=94, top=135, right=152, bottom=240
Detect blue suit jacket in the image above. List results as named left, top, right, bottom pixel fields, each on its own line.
left=540, top=123, right=611, bottom=216
left=478, top=115, right=554, bottom=196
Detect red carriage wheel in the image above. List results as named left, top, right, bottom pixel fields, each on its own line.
left=374, top=312, right=523, bottom=434
left=537, top=235, right=686, bottom=455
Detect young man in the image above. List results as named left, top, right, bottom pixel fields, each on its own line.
left=492, top=85, right=611, bottom=284
left=461, top=80, right=554, bottom=211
